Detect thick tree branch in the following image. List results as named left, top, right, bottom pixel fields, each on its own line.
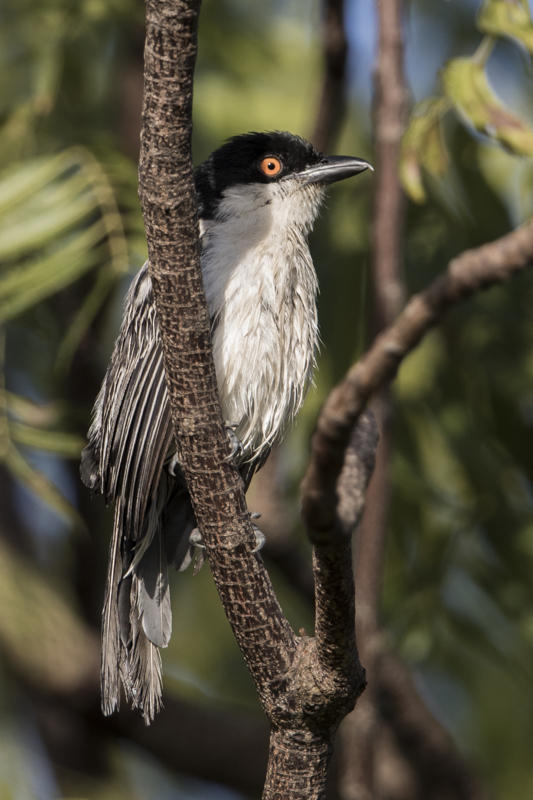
left=139, top=0, right=298, bottom=694
left=137, top=3, right=376, bottom=797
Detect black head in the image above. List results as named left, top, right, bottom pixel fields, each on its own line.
left=195, top=131, right=371, bottom=218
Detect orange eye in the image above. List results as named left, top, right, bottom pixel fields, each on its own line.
left=259, top=156, right=283, bottom=177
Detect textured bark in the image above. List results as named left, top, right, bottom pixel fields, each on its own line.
left=138, top=2, right=376, bottom=797
left=139, top=0, right=295, bottom=689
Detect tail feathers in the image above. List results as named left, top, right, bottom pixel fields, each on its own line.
left=101, top=503, right=125, bottom=717
left=101, top=501, right=169, bottom=724
left=136, top=534, right=172, bottom=648
left=122, top=582, right=164, bottom=724
left=101, top=483, right=199, bottom=723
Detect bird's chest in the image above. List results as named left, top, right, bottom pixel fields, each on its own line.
left=202, top=235, right=318, bottom=458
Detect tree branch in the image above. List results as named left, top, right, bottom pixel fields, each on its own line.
left=308, top=411, right=378, bottom=677
left=311, top=0, right=348, bottom=153
left=302, top=218, right=533, bottom=526
left=339, top=2, right=408, bottom=795
left=306, top=221, right=533, bottom=799
left=371, top=0, right=407, bottom=327
left=375, top=652, right=488, bottom=800
left=138, top=3, right=377, bottom=797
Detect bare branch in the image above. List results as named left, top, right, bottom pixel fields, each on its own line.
left=311, top=0, right=348, bottom=153
left=302, top=218, right=533, bottom=529
left=375, top=652, right=488, bottom=800
left=310, top=412, right=378, bottom=675
left=371, top=0, right=407, bottom=327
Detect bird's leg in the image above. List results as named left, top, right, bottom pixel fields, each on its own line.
left=188, top=514, right=265, bottom=573
left=168, top=424, right=245, bottom=475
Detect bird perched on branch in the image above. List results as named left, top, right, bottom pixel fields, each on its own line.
left=81, top=131, right=371, bottom=723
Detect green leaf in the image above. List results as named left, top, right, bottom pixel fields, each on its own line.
left=442, top=56, right=533, bottom=156
left=5, top=391, right=63, bottom=427
left=0, top=222, right=106, bottom=321
left=0, top=151, right=80, bottom=217
left=0, top=537, right=97, bottom=693
left=55, top=262, right=117, bottom=374
left=478, top=0, right=533, bottom=53
left=400, top=98, right=450, bottom=203
left=9, top=421, right=84, bottom=459
left=4, top=443, right=85, bottom=530
left=0, top=179, right=99, bottom=261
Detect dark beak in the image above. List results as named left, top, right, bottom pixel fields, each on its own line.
left=297, top=156, right=373, bottom=185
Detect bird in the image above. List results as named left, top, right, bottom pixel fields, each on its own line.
left=81, top=131, right=372, bottom=723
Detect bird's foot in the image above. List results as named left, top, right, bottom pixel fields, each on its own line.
left=224, top=425, right=244, bottom=463
left=250, top=524, right=265, bottom=553
left=189, top=528, right=204, bottom=548
left=168, top=451, right=181, bottom=477
left=247, top=512, right=265, bottom=552
left=188, top=515, right=264, bottom=573
left=189, top=528, right=205, bottom=575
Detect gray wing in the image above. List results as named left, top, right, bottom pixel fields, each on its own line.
left=81, top=263, right=173, bottom=531
left=81, top=263, right=175, bottom=723
left=80, top=257, right=259, bottom=722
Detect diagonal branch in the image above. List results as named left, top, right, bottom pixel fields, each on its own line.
left=301, top=218, right=533, bottom=524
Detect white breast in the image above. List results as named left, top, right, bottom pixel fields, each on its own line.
left=201, top=180, right=323, bottom=460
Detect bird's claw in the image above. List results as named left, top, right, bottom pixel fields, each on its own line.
left=188, top=521, right=264, bottom=559
left=188, top=528, right=205, bottom=575
left=224, top=425, right=244, bottom=463
left=251, top=525, right=265, bottom=553
left=168, top=451, right=181, bottom=477
left=189, top=527, right=204, bottom=548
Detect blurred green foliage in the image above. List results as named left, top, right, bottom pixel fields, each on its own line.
left=1, top=0, right=533, bottom=798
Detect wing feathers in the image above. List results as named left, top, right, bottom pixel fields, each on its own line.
left=90, top=265, right=179, bottom=723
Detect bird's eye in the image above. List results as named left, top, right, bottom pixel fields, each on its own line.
left=259, top=156, right=283, bottom=177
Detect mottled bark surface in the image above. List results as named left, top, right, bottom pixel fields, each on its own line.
left=137, top=2, right=374, bottom=798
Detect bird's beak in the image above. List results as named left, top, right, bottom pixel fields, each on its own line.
left=297, top=156, right=373, bottom=185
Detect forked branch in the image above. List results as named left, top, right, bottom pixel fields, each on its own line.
left=138, top=2, right=377, bottom=798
